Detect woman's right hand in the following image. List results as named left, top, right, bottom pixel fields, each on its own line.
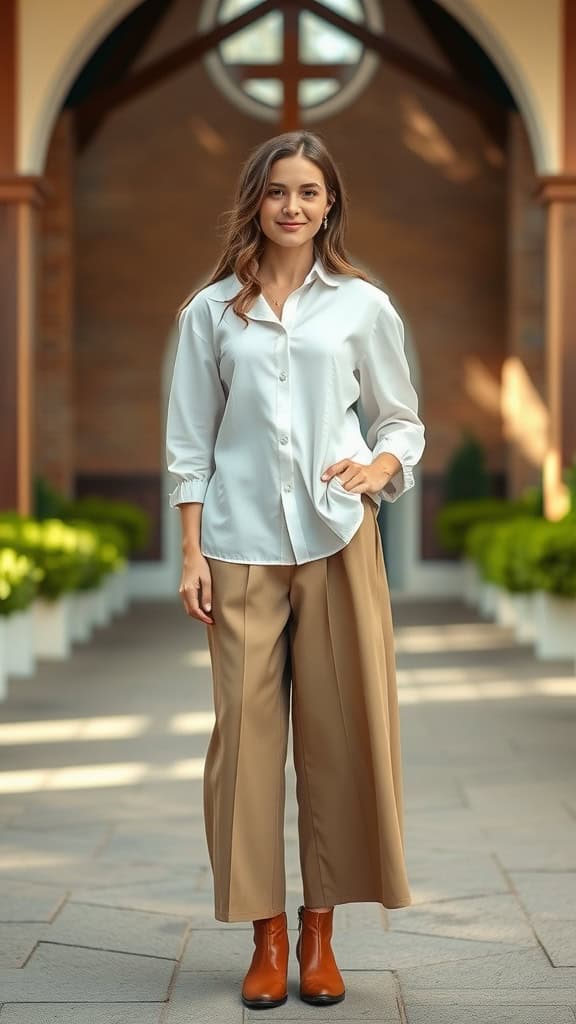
left=179, top=553, right=214, bottom=625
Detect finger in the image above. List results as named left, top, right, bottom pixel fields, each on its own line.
left=341, top=470, right=367, bottom=491
left=321, top=459, right=348, bottom=481
left=181, top=583, right=213, bottom=624
left=179, top=584, right=197, bottom=617
left=190, top=585, right=214, bottom=624
left=335, top=464, right=361, bottom=486
left=200, top=576, right=212, bottom=614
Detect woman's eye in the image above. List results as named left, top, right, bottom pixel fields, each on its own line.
left=267, top=189, right=319, bottom=198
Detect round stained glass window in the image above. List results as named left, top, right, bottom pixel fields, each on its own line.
left=197, top=0, right=384, bottom=121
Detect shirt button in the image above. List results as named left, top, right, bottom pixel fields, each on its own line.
left=284, top=483, right=292, bottom=492
left=280, top=435, right=288, bottom=445
left=279, top=371, right=287, bottom=381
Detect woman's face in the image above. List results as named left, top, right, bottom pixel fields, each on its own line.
left=257, top=154, right=333, bottom=248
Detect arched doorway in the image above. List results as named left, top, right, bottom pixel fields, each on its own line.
left=26, top=0, right=554, bottom=595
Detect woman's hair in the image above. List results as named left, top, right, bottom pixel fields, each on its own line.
left=178, top=130, right=372, bottom=325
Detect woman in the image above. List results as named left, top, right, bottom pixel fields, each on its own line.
left=165, top=130, right=425, bottom=1010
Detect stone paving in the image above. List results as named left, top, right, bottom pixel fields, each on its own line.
left=0, top=597, right=575, bottom=1022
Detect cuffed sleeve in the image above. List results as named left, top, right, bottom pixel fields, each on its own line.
left=165, top=303, right=226, bottom=509
left=358, top=299, right=425, bottom=503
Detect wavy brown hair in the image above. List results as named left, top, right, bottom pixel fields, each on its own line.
left=177, top=130, right=373, bottom=326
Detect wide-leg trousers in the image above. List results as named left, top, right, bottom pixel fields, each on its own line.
left=203, top=492, right=412, bottom=922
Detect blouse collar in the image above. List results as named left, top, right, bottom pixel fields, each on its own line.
left=206, top=255, right=341, bottom=305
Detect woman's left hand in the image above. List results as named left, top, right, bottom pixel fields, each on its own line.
left=321, top=455, right=400, bottom=495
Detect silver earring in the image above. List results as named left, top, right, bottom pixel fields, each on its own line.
left=323, top=213, right=328, bottom=229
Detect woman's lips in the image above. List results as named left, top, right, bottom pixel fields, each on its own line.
left=278, top=223, right=305, bottom=231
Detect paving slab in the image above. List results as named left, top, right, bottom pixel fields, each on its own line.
left=402, top=847, right=509, bottom=904
left=0, top=861, right=177, bottom=890
left=398, top=948, right=576, bottom=990
left=493, top=839, right=576, bottom=871
left=404, top=1004, right=576, bottom=1023
left=0, top=942, right=175, bottom=1001
left=0, top=1005, right=164, bottom=1023
left=0, top=826, right=109, bottom=878
left=0, top=923, right=47, bottom=967
left=163, top=969, right=246, bottom=1022
left=527, top=915, right=576, bottom=967
left=47, top=901, right=188, bottom=959
left=96, top=824, right=210, bottom=868
left=509, top=871, right=576, bottom=918
left=332, top=929, right=524, bottom=970
left=388, top=893, right=537, bottom=946
left=0, top=880, right=65, bottom=923
left=402, top=989, right=576, bottom=1006
left=70, top=875, right=212, bottom=915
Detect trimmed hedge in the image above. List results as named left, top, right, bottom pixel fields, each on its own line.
left=0, top=516, right=126, bottom=604
left=437, top=496, right=541, bottom=554
left=60, top=497, right=149, bottom=553
left=33, top=479, right=150, bottom=553
left=0, top=549, right=42, bottom=616
left=466, top=514, right=576, bottom=597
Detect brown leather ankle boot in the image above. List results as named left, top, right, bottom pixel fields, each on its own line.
left=241, top=910, right=289, bottom=1009
left=295, top=904, right=346, bottom=1005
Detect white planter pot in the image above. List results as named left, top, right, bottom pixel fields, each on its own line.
left=5, top=608, right=35, bottom=676
left=462, top=558, right=481, bottom=607
left=0, top=618, right=7, bottom=700
left=103, top=574, right=117, bottom=617
left=533, top=590, right=576, bottom=659
left=89, top=584, right=111, bottom=628
left=100, top=579, right=113, bottom=625
left=478, top=581, right=499, bottom=619
left=32, top=595, right=73, bottom=658
left=494, top=588, right=518, bottom=628
left=70, top=591, right=94, bottom=642
left=115, top=565, right=130, bottom=612
left=510, top=592, right=536, bottom=641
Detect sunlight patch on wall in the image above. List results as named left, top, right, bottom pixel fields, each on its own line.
left=400, top=94, right=481, bottom=182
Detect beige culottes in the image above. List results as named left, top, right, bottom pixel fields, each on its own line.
left=203, top=492, right=412, bottom=922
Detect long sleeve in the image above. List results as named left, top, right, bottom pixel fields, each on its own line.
left=165, top=303, right=227, bottom=508
left=358, top=298, right=425, bottom=503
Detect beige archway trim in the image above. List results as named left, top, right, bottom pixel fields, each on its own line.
left=436, top=0, right=562, bottom=174
left=18, top=0, right=140, bottom=173
left=18, top=0, right=562, bottom=175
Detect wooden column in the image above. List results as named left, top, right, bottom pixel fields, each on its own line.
left=0, top=176, right=49, bottom=513
left=533, top=0, right=576, bottom=519
left=0, top=0, right=51, bottom=513
left=534, top=176, right=576, bottom=519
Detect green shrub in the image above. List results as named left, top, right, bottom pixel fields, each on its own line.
left=465, top=516, right=576, bottom=596
left=0, top=518, right=122, bottom=600
left=437, top=498, right=539, bottom=554
left=531, top=519, right=576, bottom=597
left=59, top=497, right=149, bottom=553
left=443, top=432, right=490, bottom=502
left=0, top=548, right=42, bottom=616
left=33, top=476, right=68, bottom=520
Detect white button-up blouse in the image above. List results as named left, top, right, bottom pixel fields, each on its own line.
left=166, top=255, right=425, bottom=565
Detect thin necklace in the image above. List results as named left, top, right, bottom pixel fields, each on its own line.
left=261, top=273, right=309, bottom=308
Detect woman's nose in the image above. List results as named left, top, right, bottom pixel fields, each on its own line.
left=283, top=197, right=301, bottom=214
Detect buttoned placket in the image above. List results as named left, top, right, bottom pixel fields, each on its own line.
left=256, top=276, right=316, bottom=563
